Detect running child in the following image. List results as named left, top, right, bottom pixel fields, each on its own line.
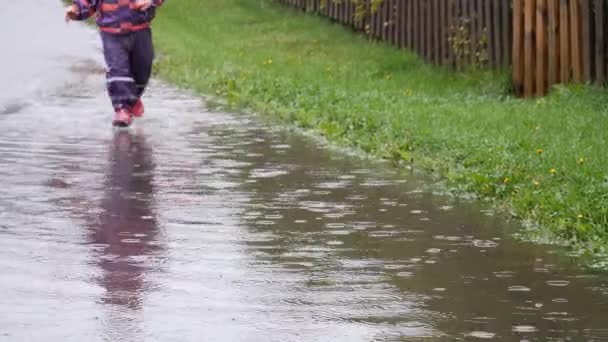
left=65, top=0, right=164, bottom=127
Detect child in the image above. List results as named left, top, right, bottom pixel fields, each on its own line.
left=65, top=0, right=164, bottom=127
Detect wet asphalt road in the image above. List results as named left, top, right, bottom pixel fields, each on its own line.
left=1, top=2, right=608, bottom=341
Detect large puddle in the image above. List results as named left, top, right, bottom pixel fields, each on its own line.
left=0, top=1, right=607, bottom=341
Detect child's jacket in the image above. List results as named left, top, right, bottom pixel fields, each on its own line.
left=73, top=0, right=164, bottom=34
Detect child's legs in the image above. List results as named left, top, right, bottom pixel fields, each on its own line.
left=101, top=32, right=137, bottom=110
left=130, top=29, right=154, bottom=98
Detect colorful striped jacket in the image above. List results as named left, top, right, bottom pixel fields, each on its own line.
left=72, top=0, right=165, bottom=34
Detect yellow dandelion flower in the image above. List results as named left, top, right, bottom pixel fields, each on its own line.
left=536, top=148, right=543, bottom=155
left=578, top=157, right=584, bottom=165
left=549, top=168, right=557, bottom=175
left=503, top=177, right=510, bottom=184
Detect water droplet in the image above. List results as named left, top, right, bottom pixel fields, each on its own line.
left=546, top=280, right=570, bottom=287
left=397, top=271, right=414, bottom=278
left=383, top=264, right=408, bottom=270
left=494, top=271, right=515, bottom=278
left=468, top=331, right=496, bottom=339
left=326, top=240, right=343, bottom=246
left=508, top=286, right=532, bottom=292
left=473, top=240, right=499, bottom=248
left=512, top=325, right=537, bottom=333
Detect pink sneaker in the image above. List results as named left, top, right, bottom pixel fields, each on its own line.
left=112, top=108, right=133, bottom=127
left=130, top=98, right=144, bottom=118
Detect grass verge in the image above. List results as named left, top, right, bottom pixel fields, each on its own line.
left=151, top=0, right=608, bottom=268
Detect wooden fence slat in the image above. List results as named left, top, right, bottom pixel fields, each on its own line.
left=400, top=0, right=407, bottom=48
left=570, top=0, right=583, bottom=82
left=493, top=0, right=502, bottom=68
left=392, top=0, right=397, bottom=46
left=390, top=0, right=395, bottom=42
left=465, top=0, right=471, bottom=66
left=407, top=0, right=414, bottom=49
left=502, top=0, right=512, bottom=65
left=581, top=0, right=593, bottom=81
left=560, top=0, right=571, bottom=83
left=344, top=0, right=349, bottom=24
left=485, top=0, right=494, bottom=67
left=477, top=0, right=484, bottom=55
left=524, top=0, right=536, bottom=97
left=335, top=0, right=340, bottom=21
left=434, top=0, right=441, bottom=64
left=447, top=0, right=455, bottom=66
left=420, top=0, right=426, bottom=57
left=440, top=0, right=448, bottom=64
left=471, top=0, right=478, bottom=65
left=376, top=0, right=382, bottom=38
left=479, top=0, right=487, bottom=65
left=392, top=0, right=398, bottom=46
left=595, top=0, right=606, bottom=84
left=414, top=0, right=420, bottom=54
left=383, top=0, right=389, bottom=42
left=548, top=0, right=560, bottom=86
left=442, top=0, right=447, bottom=63
left=537, top=0, right=548, bottom=96
left=426, top=0, right=432, bottom=61
left=382, top=0, right=389, bottom=41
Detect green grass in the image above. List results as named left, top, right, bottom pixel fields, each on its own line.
left=151, top=0, right=608, bottom=267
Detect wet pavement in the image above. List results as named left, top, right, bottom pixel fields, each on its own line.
left=2, top=2, right=608, bottom=341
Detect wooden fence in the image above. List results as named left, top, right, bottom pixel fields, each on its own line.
left=278, top=0, right=608, bottom=97
left=279, top=0, right=513, bottom=69
left=513, top=0, right=607, bottom=96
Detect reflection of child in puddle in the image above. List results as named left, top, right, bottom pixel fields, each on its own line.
left=93, top=130, right=159, bottom=308
left=65, top=0, right=165, bottom=127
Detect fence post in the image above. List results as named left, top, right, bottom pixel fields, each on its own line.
left=595, top=0, right=606, bottom=84
left=582, top=0, right=593, bottom=82
left=547, top=0, right=560, bottom=87
left=570, top=0, right=584, bottom=82
left=502, top=0, right=512, bottom=66
left=560, top=0, right=571, bottom=83
left=524, top=0, right=536, bottom=97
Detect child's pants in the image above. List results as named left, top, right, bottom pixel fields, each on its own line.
left=101, top=29, right=154, bottom=111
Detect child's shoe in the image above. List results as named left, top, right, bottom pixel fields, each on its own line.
left=131, top=98, right=144, bottom=118
left=112, top=108, right=133, bottom=127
